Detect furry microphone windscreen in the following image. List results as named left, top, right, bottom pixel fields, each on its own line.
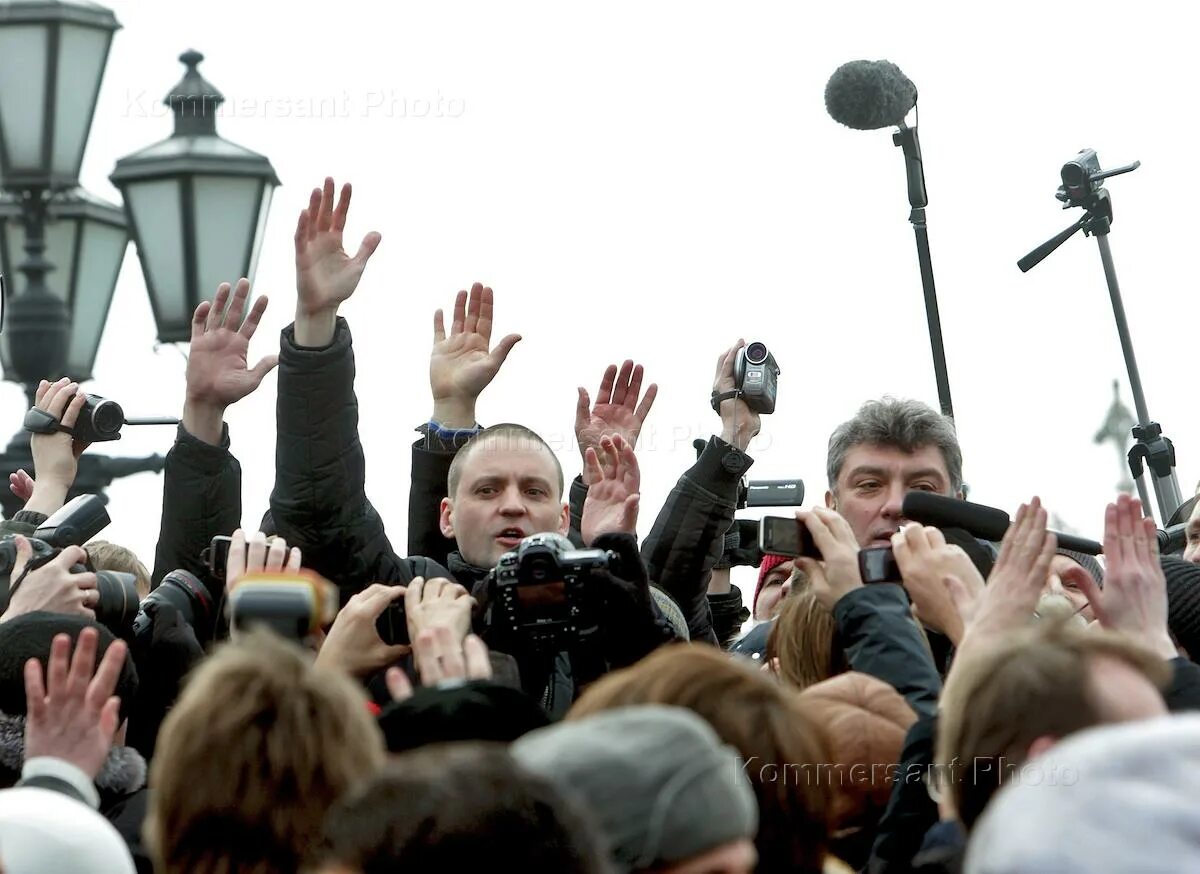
left=825, top=60, right=918, bottom=131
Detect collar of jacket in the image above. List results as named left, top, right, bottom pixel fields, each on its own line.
left=447, top=552, right=492, bottom=594
left=0, top=711, right=147, bottom=795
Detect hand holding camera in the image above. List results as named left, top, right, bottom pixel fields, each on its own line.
left=317, top=583, right=411, bottom=678
left=404, top=576, right=474, bottom=652
left=0, top=538, right=98, bottom=622
left=711, top=339, right=765, bottom=451
left=21, top=378, right=93, bottom=517
left=794, top=509, right=864, bottom=611
left=384, top=629, right=493, bottom=701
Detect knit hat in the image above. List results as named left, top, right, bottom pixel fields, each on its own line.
left=0, top=787, right=136, bottom=873
left=511, top=704, right=758, bottom=872
left=1163, top=557, right=1200, bottom=657
left=753, top=553, right=792, bottom=617
left=796, top=672, right=916, bottom=831
left=0, top=612, right=139, bottom=723
left=965, top=715, right=1200, bottom=873
left=1056, top=549, right=1105, bottom=588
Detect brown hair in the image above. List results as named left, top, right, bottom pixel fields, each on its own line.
left=146, top=630, right=385, bottom=874
left=767, top=585, right=849, bottom=690
left=569, top=644, right=833, bottom=873
left=936, top=623, right=1171, bottom=830
left=86, top=540, right=151, bottom=599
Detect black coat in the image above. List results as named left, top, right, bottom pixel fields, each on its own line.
left=268, top=319, right=451, bottom=603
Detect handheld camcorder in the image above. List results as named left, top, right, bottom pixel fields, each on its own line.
left=732, top=341, right=780, bottom=414
left=757, top=515, right=901, bottom=584
left=23, top=393, right=178, bottom=444
left=489, top=533, right=613, bottom=654
left=227, top=570, right=338, bottom=640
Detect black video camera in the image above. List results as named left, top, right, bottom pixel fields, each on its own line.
left=757, top=515, right=901, bottom=584
left=488, top=533, right=613, bottom=654
left=732, top=341, right=780, bottom=414
left=23, top=392, right=178, bottom=444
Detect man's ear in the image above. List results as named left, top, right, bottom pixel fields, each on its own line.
left=557, top=501, right=570, bottom=536
left=439, top=497, right=456, bottom=539
left=825, top=489, right=837, bottom=510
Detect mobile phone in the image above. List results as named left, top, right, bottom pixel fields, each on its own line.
left=758, top=516, right=821, bottom=559
left=202, top=535, right=232, bottom=580
left=375, top=600, right=410, bottom=646
left=857, top=547, right=901, bottom=584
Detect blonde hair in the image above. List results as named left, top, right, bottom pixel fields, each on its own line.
left=766, top=585, right=848, bottom=691
left=86, top=540, right=151, bottom=599
left=146, top=630, right=384, bottom=873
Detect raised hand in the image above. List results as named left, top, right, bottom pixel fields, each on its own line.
left=224, top=529, right=303, bottom=594
left=24, top=377, right=90, bottom=515
left=294, top=177, right=382, bottom=346
left=429, top=283, right=522, bottom=428
left=575, top=360, right=657, bottom=484
left=404, top=576, right=475, bottom=650
left=581, top=434, right=641, bottom=544
left=1074, top=494, right=1176, bottom=659
left=184, top=278, right=278, bottom=444
left=713, top=339, right=761, bottom=452
left=24, top=627, right=126, bottom=780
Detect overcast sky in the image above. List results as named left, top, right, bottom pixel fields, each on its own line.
left=7, top=0, right=1196, bottom=592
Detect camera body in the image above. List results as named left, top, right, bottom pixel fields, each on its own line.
left=732, top=341, right=780, bottom=414
left=490, top=533, right=612, bottom=653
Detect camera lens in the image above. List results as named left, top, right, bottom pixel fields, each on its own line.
left=94, top=570, right=140, bottom=634
left=91, top=400, right=124, bottom=439
left=142, top=570, right=214, bottom=634
left=745, top=342, right=768, bottom=364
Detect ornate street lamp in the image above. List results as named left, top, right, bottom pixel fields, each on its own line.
left=111, top=50, right=279, bottom=343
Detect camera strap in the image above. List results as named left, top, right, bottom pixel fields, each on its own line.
left=22, top=407, right=73, bottom=436
left=710, top=389, right=742, bottom=413
left=6, top=547, right=59, bottom=601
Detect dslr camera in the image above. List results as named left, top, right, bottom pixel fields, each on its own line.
left=489, top=533, right=614, bottom=653
left=732, top=341, right=780, bottom=414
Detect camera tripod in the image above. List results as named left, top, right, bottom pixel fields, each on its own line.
left=1019, top=150, right=1183, bottom=524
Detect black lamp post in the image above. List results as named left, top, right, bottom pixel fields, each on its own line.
left=111, top=50, right=279, bottom=344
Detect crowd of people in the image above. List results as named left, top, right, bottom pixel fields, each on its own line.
left=0, top=176, right=1198, bottom=873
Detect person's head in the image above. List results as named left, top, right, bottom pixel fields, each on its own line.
left=513, top=704, right=759, bottom=874
left=85, top=540, right=151, bottom=599
left=964, top=715, right=1200, bottom=874
left=440, top=423, right=569, bottom=568
left=0, top=786, right=136, bottom=873
left=825, top=398, right=963, bottom=547
left=936, top=622, right=1170, bottom=831
left=766, top=585, right=848, bottom=691
left=569, top=645, right=831, bottom=873
left=1185, top=497, right=1200, bottom=564
left=753, top=554, right=796, bottom=621
left=146, top=630, right=385, bottom=874
left=318, top=744, right=613, bottom=874
left=1037, top=551, right=1103, bottom=624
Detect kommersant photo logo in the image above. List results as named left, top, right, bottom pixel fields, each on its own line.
left=124, top=89, right=465, bottom=120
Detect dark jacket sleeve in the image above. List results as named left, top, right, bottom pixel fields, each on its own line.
left=151, top=423, right=241, bottom=591
left=832, top=584, right=942, bottom=719
left=868, top=713, right=941, bottom=874
left=568, top=475, right=588, bottom=547
left=407, top=430, right=466, bottom=567
left=708, top=586, right=748, bottom=649
left=1165, top=656, right=1200, bottom=711
left=640, top=436, right=752, bottom=645
left=268, top=319, right=415, bottom=602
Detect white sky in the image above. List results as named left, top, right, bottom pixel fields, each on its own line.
left=9, top=0, right=1197, bottom=595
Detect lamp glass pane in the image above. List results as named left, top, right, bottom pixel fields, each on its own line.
left=0, top=216, right=75, bottom=303
left=51, top=23, right=110, bottom=182
left=246, top=183, right=273, bottom=281
left=66, top=219, right=126, bottom=379
left=124, top=178, right=187, bottom=329
left=0, top=26, right=48, bottom=175
left=192, top=175, right=260, bottom=303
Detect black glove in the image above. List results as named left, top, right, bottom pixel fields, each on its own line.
left=590, top=533, right=677, bottom=670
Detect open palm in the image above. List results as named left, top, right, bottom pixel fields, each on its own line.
left=581, top=434, right=641, bottom=544
left=187, top=279, right=277, bottom=408
left=430, top=283, right=521, bottom=401
left=575, top=360, right=657, bottom=484
left=295, top=177, right=381, bottom=316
